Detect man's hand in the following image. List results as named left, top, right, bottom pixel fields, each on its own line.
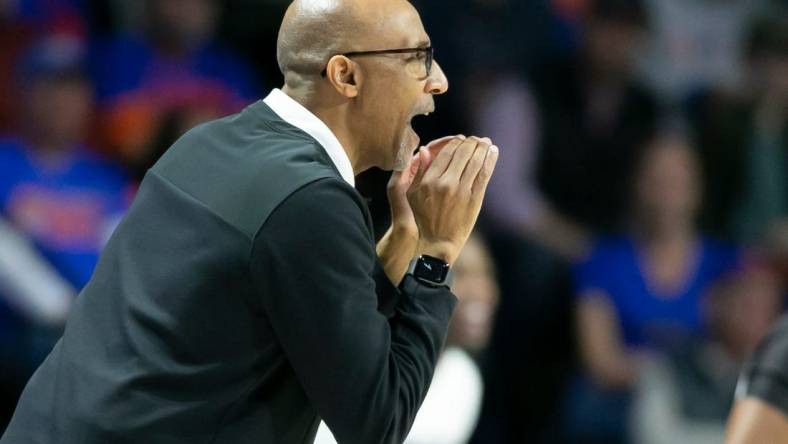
left=377, top=136, right=465, bottom=285
left=408, top=136, right=499, bottom=264
left=387, top=135, right=466, bottom=234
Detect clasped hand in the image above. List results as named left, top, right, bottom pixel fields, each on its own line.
left=377, top=135, right=499, bottom=284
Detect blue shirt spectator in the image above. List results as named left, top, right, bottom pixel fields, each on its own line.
left=89, top=36, right=258, bottom=104
left=563, top=129, right=743, bottom=444
left=0, top=138, right=129, bottom=290
left=87, top=0, right=261, bottom=171
left=575, top=235, right=740, bottom=349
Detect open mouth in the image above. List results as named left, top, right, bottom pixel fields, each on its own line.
left=403, top=108, right=434, bottom=152
left=407, top=113, right=427, bottom=147
left=408, top=109, right=432, bottom=126
left=407, top=108, right=433, bottom=132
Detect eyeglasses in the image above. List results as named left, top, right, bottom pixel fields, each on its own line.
left=320, top=46, right=434, bottom=79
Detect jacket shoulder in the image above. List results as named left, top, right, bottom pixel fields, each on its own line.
left=150, top=102, right=342, bottom=238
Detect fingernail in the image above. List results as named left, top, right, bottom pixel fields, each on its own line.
left=491, top=145, right=499, bottom=154
left=457, top=135, right=466, bottom=140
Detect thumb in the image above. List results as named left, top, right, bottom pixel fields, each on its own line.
left=405, top=152, right=422, bottom=187
left=412, top=147, right=429, bottom=188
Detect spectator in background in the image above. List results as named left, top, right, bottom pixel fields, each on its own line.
left=632, top=260, right=784, bottom=444
left=564, top=130, right=740, bottom=444
left=477, top=73, right=591, bottom=260
left=529, top=0, right=658, bottom=245
left=470, top=74, right=577, bottom=444
left=0, top=35, right=129, bottom=293
left=470, top=3, right=658, bottom=441
left=315, top=234, right=500, bottom=444
left=0, top=0, right=87, bottom=132
left=89, top=0, right=261, bottom=180
left=692, top=10, right=787, bottom=245
left=0, top=34, right=128, bottom=431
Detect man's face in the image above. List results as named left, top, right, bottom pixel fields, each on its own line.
left=714, top=269, right=782, bottom=357
left=26, top=76, right=93, bottom=148
left=634, top=139, right=701, bottom=222
left=352, top=1, right=448, bottom=171
left=449, top=237, right=499, bottom=352
left=149, top=0, right=217, bottom=46
left=586, top=19, right=643, bottom=77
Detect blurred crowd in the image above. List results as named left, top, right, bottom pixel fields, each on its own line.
left=0, top=0, right=786, bottom=443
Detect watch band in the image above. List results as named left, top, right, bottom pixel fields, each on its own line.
left=406, top=255, right=454, bottom=288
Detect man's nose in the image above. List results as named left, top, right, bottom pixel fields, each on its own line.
left=425, top=61, right=448, bottom=95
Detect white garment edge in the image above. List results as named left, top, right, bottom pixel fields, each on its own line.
left=314, top=347, right=484, bottom=444
left=263, top=88, right=355, bottom=187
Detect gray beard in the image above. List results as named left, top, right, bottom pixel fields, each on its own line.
left=392, top=153, right=409, bottom=172
left=392, top=130, right=414, bottom=172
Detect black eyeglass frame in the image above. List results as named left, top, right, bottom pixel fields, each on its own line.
left=320, top=46, right=434, bottom=78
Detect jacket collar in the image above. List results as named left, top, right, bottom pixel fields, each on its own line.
left=263, top=88, right=355, bottom=187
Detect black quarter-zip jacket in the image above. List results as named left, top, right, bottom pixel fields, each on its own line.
left=1, top=100, right=457, bottom=444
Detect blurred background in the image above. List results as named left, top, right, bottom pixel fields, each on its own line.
left=0, top=0, right=786, bottom=443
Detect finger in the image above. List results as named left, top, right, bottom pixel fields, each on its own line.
left=425, top=135, right=464, bottom=150
left=419, top=145, right=433, bottom=174
left=404, top=153, right=422, bottom=188
left=411, top=147, right=430, bottom=188
left=471, top=145, right=499, bottom=195
left=390, top=152, right=419, bottom=191
left=460, top=143, right=490, bottom=187
left=423, top=135, right=465, bottom=171
left=423, top=137, right=465, bottom=181
left=441, top=138, right=483, bottom=182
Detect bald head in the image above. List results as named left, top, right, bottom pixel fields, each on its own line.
left=275, top=0, right=446, bottom=174
left=276, top=0, right=421, bottom=87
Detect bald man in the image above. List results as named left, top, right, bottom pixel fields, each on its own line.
left=0, top=1, right=498, bottom=443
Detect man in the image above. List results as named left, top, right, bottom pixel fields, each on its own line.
left=0, top=0, right=499, bottom=443
left=725, top=314, right=788, bottom=443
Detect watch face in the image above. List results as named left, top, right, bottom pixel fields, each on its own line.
left=415, top=255, right=450, bottom=283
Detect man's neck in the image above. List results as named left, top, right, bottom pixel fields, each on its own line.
left=24, top=138, right=78, bottom=172
left=281, top=85, right=365, bottom=175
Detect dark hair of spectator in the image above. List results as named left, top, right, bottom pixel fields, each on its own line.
left=588, top=0, right=648, bottom=28
left=746, top=12, right=788, bottom=59
left=623, top=121, right=704, bottom=217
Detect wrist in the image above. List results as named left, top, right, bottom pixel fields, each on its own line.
left=377, top=225, right=419, bottom=286
left=416, top=240, right=457, bottom=265
left=390, top=219, right=419, bottom=242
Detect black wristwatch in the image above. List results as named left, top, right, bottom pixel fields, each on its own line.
left=406, top=255, right=453, bottom=288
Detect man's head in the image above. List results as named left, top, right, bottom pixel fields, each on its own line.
left=746, top=12, right=788, bottom=100
left=707, top=263, right=783, bottom=360
left=277, top=0, right=448, bottom=172
left=145, top=0, right=218, bottom=50
left=631, top=130, right=702, bottom=229
left=584, top=0, right=647, bottom=79
left=18, top=36, right=93, bottom=151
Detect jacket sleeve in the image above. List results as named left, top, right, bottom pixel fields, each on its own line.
left=249, top=178, right=457, bottom=444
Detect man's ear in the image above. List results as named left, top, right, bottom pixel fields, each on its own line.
left=326, top=55, right=361, bottom=98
